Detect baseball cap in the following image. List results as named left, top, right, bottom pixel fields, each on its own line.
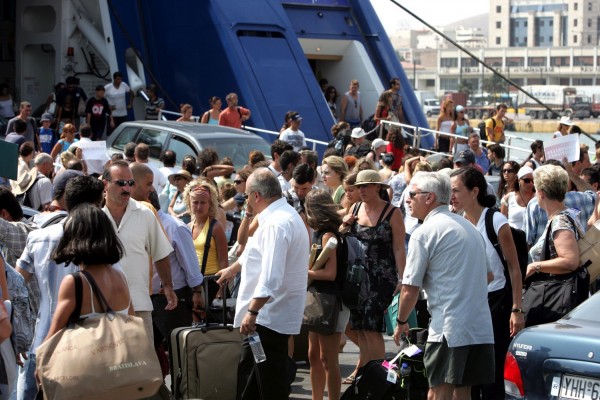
left=559, top=116, right=573, bottom=126
left=371, top=138, right=389, bottom=149
left=517, top=166, right=534, bottom=179
left=53, top=170, right=84, bottom=193
left=455, top=105, right=465, bottom=112
left=41, top=113, right=54, bottom=122
left=454, top=149, right=475, bottom=166
left=290, top=113, right=303, bottom=122
left=351, top=128, right=367, bottom=139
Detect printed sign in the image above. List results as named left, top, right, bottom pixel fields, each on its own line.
left=76, top=140, right=109, bottom=161
left=544, top=134, right=580, bottom=163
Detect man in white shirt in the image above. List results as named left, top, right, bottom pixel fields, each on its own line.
left=394, top=171, right=494, bottom=399
left=104, top=71, right=134, bottom=134
left=279, top=112, right=307, bottom=152
left=217, top=168, right=309, bottom=399
left=102, top=160, right=177, bottom=342
left=134, top=142, right=167, bottom=193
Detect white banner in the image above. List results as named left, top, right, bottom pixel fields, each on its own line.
left=544, top=134, right=580, bottom=163
left=76, top=140, right=109, bottom=161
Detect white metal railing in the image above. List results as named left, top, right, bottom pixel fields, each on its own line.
left=242, top=125, right=329, bottom=152
left=157, top=109, right=201, bottom=122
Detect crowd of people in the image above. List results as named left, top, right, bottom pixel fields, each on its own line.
left=0, top=73, right=599, bottom=400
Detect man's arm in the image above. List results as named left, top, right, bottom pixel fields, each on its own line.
left=154, top=256, right=177, bottom=310
left=392, top=284, right=420, bottom=345
left=240, top=297, right=269, bottom=335
left=339, top=95, right=348, bottom=122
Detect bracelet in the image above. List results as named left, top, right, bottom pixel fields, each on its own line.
left=247, top=309, right=259, bottom=316
left=396, top=318, right=408, bottom=325
left=511, top=308, right=524, bottom=314
left=535, top=263, right=542, bottom=273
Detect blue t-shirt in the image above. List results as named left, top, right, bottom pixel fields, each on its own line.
left=39, top=127, right=56, bottom=154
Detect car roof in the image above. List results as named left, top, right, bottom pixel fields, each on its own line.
left=115, top=121, right=264, bottom=139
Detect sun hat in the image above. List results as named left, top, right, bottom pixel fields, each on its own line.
left=371, top=138, right=389, bottom=150
left=168, top=169, right=193, bottom=185
left=517, top=166, right=534, bottom=180
left=354, top=169, right=389, bottom=188
left=351, top=127, right=367, bottom=139
left=559, top=116, right=573, bottom=126
left=11, top=167, right=39, bottom=196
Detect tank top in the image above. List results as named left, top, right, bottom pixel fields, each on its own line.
left=79, top=273, right=130, bottom=318
left=193, top=219, right=219, bottom=275
left=208, top=117, right=219, bottom=125
left=332, top=185, right=345, bottom=205
left=343, top=92, right=361, bottom=122
left=455, top=121, right=469, bottom=137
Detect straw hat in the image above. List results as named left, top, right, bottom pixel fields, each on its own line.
left=168, top=169, right=193, bottom=185
left=11, top=167, right=39, bottom=196
left=354, top=169, right=389, bottom=188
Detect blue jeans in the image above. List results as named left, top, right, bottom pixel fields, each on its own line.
left=14, top=353, right=37, bottom=400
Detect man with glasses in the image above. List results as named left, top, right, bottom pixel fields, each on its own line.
left=394, top=171, right=494, bottom=400
left=102, top=159, right=177, bottom=342
left=339, top=79, right=363, bottom=128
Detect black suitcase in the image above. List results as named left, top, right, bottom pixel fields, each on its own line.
left=341, top=328, right=429, bottom=400
left=169, top=275, right=243, bottom=400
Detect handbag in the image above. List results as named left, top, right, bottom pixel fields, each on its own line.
left=302, top=286, right=340, bottom=335
left=577, top=219, right=600, bottom=284
left=384, top=293, right=418, bottom=336
left=36, top=271, right=163, bottom=400
left=523, top=215, right=590, bottom=327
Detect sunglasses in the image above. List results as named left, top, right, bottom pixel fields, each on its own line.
left=521, top=178, right=533, bottom=184
left=113, top=179, right=135, bottom=187
left=408, top=191, right=430, bottom=199
left=502, top=169, right=514, bottom=173
left=354, top=100, right=358, bottom=108
left=234, top=180, right=245, bottom=185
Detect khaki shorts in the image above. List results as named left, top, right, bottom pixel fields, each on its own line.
left=424, top=337, right=494, bottom=387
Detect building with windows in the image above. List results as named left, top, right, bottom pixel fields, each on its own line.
left=402, top=0, right=600, bottom=98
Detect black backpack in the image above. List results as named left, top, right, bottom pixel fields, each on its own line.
left=478, top=118, right=496, bottom=141
left=484, top=208, right=528, bottom=285
left=346, top=143, right=371, bottom=158
left=16, top=175, right=42, bottom=210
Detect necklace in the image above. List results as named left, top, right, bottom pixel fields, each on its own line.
left=548, top=208, right=566, bottom=219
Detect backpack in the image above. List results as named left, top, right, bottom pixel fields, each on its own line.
left=339, top=205, right=367, bottom=310
left=362, top=114, right=378, bottom=140
left=484, top=208, right=528, bottom=286
left=478, top=118, right=496, bottom=141
left=16, top=175, right=42, bottom=210
left=346, top=143, right=371, bottom=158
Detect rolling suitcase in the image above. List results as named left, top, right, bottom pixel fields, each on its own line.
left=169, top=275, right=243, bottom=400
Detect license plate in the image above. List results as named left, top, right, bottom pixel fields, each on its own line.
left=559, top=375, right=600, bottom=400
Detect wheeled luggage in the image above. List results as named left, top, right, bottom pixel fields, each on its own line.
left=169, top=275, right=243, bottom=400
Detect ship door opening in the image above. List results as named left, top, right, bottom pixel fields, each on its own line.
left=299, top=38, right=385, bottom=119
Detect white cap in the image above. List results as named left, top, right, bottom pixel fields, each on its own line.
left=351, top=127, right=367, bottom=139
left=371, top=138, right=389, bottom=149
left=559, top=116, right=573, bottom=126
left=517, top=166, right=534, bottom=179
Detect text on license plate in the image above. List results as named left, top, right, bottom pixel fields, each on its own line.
left=560, top=375, right=600, bottom=400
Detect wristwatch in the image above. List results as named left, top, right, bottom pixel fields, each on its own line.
left=511, top=308, right=524, bottom=314
left=396, top=318, right=408, bottom=325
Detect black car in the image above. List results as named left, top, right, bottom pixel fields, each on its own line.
left=106, top=121, right=272, bottom=171
left=504, top=292, right=600, bottom=399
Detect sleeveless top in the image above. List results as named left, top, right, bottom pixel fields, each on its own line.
left=311, top=230, right=346, bottom=296
left=208, top=117, right=219, bottom=125
left=332, top=185, right=345, bottom=205
left=79, top=272, right=130, bottom=318
left=439, top=119, right=453, bottom=133
left=504, top=191, right=526, bottom=230
left=455, top=121, right=469, bottom=137
left=193, top=219, right=219, bottom=275
left=343, top=92, right=361, bottom=122
left=58, top=138, right=79, bottom=153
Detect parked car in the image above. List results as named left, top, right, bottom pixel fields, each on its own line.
left=504, top=292, right=600, bottom=399
left=105, top=121, right=272, bottom=171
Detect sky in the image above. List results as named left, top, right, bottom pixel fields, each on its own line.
left=372, top=0, right=490, bottom=32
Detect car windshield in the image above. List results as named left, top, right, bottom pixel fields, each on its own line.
left=198, top=137, right=272, bottom=170
left=563, top=292, right=600, bottom=322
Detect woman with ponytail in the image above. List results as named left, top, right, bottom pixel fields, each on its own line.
left=450, top=167, right=524, bottom=399
left=523, top=140, right=544, bottom=170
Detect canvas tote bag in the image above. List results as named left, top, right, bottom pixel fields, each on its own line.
left=36, top=271, right=162, bottom=400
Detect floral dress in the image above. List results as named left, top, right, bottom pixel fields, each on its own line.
left=349, top=202, right=397, bottom=331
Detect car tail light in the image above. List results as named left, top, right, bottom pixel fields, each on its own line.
left=504, top=352, right=524, bottom=397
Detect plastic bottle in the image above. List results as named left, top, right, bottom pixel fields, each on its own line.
left=248, top=332, right=267, bottom=363
left=400, top=362, right=411, bottom=377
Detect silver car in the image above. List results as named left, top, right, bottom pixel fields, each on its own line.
left=106, top=121, right=272, bottom=170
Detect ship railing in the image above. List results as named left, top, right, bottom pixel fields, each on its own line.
left=381, top=120, right=533, bottom=162
left=157, top=109, right=201, bottom=122
left=242, top=125, right=329, bottom=151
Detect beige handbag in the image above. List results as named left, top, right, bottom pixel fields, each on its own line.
left=36, top=271, right=162, bottom=400
left=578, top=219, right=600, bottom=284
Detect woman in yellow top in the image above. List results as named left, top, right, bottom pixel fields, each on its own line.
left=185, top=179, right=229, bottom=305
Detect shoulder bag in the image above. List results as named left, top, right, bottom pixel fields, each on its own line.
left=523, top=214, right=590, bottom=327
left=36, top=271, right=162, bottom=400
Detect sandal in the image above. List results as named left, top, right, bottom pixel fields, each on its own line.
left=342, top=375, right=356, bottom=385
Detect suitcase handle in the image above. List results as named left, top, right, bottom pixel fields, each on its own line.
left=198, top=275, right=235, bottom=330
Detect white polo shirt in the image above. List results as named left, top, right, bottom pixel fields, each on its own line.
left=103, top=198, right=173, bottom=311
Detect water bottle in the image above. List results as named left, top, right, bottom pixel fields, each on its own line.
left=247, top=332, right=267, bottom=363
left=400, top=362, right=411, bottom=378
